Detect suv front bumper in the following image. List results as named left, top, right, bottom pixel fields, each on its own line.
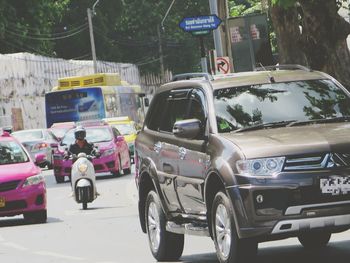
left=227, top=169, right=350, bottom=240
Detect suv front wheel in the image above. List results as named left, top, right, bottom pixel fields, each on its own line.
left=145, top=190, right=184, bottom=261
left=212, top=191, right=257, bottom=263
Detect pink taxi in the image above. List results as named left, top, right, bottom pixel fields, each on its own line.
left=53, top=121, right=131, bottom=183
left=0, top=131, right=47, bottom=223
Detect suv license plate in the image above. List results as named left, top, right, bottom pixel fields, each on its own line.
left=0, top=197, right=5, bottom=208
left=320, top=176, right=350, bottom=196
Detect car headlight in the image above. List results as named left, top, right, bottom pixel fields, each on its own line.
left=78, top=163, right=88, bottom=173
left=236, top=157, right=285, bottom=177
left=101, top=148, right=115, bottom=157
left=23, top=174, right=45, bottom=187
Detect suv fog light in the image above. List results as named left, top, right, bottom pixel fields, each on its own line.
left=256, top=194, right=264, bottom=204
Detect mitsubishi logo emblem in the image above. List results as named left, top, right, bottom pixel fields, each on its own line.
left=327, top=153, right=336, bottom=168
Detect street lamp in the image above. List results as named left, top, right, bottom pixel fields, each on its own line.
left=87, top=0, right=100, bottom=73
left=158, top=0, right=176, bottom=82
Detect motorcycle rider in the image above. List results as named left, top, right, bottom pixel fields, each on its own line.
left=66, top=126, right=99, bottom=196
left=68, top=126, right=94, bottom=157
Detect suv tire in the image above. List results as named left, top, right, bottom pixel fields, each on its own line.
left=145, top=190, right=184, bottom=261
left=298, top=231, right=331, bottom=249
left=212, top=191, right=257, bottom=263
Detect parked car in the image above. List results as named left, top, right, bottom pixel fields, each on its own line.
left=53, top=120, right=131, bottom=183
left=0, top=131, right=47, bottom=223
left=49, top=122, right=76, bottom=141
left=12, top=129, right=59, bottom=169
left=135, top=66, right=350, bottom=263
left=104, top=116, right=138, bottom=163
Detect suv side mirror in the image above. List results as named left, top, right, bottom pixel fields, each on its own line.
left=173, top=119, right=201, bottom=139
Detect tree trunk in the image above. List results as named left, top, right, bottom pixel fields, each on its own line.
left=269, top=2, right=307, bottom=65
left=298, top=0, right=350, bottom=88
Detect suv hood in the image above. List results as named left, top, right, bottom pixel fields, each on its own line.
left=222, top=122, right=350, bottom=159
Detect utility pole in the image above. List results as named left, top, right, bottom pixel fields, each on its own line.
left=87, top=0, right=100, bottom=74
left=209, top=0, right=223, bottom=57
left=158, top=0, right=176, bottom=83
left=199, top=36, right=208, bottom=73
left=157, top=25, right=165, bottom=83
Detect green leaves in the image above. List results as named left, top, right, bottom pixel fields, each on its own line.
left=271, top=0, right=296, bottom=8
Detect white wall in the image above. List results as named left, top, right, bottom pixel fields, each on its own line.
left=0, top=53, right=141, bottom=129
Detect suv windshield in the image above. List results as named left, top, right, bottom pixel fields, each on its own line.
left=0, top=141, right=29, bottom=165
left=214, top=79, right=350, bottom=133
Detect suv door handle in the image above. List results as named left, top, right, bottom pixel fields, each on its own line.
left=154, top=141, right=162, bottom=153
left=178, top=147, right=187, bottom=160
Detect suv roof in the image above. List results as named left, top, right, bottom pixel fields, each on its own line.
left=166, top=65, right=329, bottom=92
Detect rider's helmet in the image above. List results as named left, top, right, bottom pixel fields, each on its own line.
left=74, top=126, right=86, bottom=140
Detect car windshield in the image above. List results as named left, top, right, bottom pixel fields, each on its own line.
left=12, top=130, right=44, bottom=142
left=214, top=79, right=350, bottom=133
left=61, top=127, right=112, bottom=145
left=113, top=123, right=136, bottom=135
left=0, top=141, right=29, bottom=165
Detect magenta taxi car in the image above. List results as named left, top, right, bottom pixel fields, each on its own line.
left=53, top=121, right=131, bottom=183
left=0, top=131, right=47, bottom=223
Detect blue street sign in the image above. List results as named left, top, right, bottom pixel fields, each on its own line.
left=179, top=15, right=222, bottom=33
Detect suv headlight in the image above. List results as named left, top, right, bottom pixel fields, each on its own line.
left=236, top=157, right=285, bottom=177
left=78, top=163, right=88, bottom=173
left=101, top=148, right=115, bottom=157
left=23, top=174, right=45, bottom=187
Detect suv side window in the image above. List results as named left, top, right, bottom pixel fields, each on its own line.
left=187, top=89, right=206, bottom=139
left=159, top=89, right=192, bottom=133
left=146, top=91, right=169, bottom=131
left=188, top=89, right=206, bottom=125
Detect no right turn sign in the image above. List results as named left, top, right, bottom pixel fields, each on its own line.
left=216, top=57, right=231, bottom=74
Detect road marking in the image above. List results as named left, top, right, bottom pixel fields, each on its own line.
left=3, top=242, right=28, bottom=251
left=0, top=234, right=5, bottom=242
left=35, top=250, right=86, bottom=261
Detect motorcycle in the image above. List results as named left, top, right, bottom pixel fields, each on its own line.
left=67, top=149, right=99, bottom=210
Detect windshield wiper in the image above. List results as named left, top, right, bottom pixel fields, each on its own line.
left=233, top=120, right=298, bottom=133
left=287, top=116, right=350, bottom=127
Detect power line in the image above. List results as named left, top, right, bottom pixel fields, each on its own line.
left=4, top=25, right=88, bottom=41
left=0, top=38, right=51, bottom=56
left=0, top=39, right=92, bottom=62
left=5, top=21, right=89, bottom=37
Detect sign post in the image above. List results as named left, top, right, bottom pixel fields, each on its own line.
left=179, top=15, right=222, bottom=73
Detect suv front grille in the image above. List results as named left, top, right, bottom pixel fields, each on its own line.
left=284, top=153, right=350, bottom=171
left=0, top=180, right=21, bottom=192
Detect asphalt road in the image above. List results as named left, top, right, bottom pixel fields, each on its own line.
left=0, top=168, right=350, bottom=263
